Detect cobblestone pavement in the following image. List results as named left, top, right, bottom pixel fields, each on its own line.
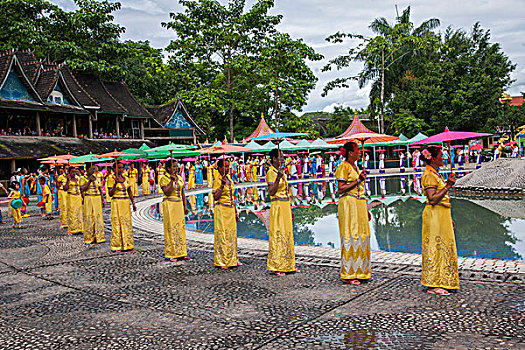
left=0, top=198, right=523, bottom=349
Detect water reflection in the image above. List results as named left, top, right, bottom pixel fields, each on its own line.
left=151, top=176, right=525, bottom=261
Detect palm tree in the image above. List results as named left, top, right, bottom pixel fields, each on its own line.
left=358, top=6, right=440, bottom=133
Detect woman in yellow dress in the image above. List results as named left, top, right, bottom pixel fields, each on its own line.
left=127, top=164, right=139, bottom=197
left=421, top=147, right=458, bottom=296
left=335, top=141, right=372, bottom=285
left=213, top=158, right=241, bottom=269
left=57, top=168, right=68, bottom=229
left=141, top=164, right=151, bottom=196
left=187, top=162, right=196, bottom=190
left=266, top=149, right=297, bottom=277
left=160, top=162, right=189, bottom=261
left=108, top=162, right=136, bottom=252
left=157, top=163, right=166, bottom=193
left=80, top=165, right=105, bottom=244
left=64, top=167, right=83, bottom=236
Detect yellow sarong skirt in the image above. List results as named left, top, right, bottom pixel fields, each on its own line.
left=67, top=194, right=83, bottom=234
left=83, top=195, right=105, bottom=244
left=58, top=190, right=68, bottom=227
left=44, top=196, right=53, bottom=215
left=132, top=182, right=139, bottom=197
left=338, top=196, right=371, bottom=280
left=214, top=205, right=239, bottom=267
left=162, top=199, right=187, bottom=258
left=142, top=177, right=150, bottom=195
left=11, top=204, right=22, bottom=225
left=267, top=200, right=296, bottom=272
left=110, top=199, right=134, bottom=251
left=188, top=174, right=195, bottom=190
left=421, top=205, right=459, bottom=289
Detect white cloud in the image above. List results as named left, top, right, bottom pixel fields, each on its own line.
left=49, top=0, right=525, bottom=110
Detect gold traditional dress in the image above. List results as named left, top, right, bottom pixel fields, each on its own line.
left=107, top=175, right=134, bottom=251
left=80, top=176, right=105, bottom=244
left=57, top=174, right=68, bottom=227
left=142, top=167, right=151, bottom=195
left=160, top=174, right=187, bottom=258
left=421, top=165, right=459, bottom=289
left=10, top=191, right=22, bottom=225
left=188, top=165, right=196, bottom=190
left=335, top=161, right=371, bottom=280
left=213, top=174, right=239, bottom=267
left=42, top=184, right=53, bottom=215
left=266, top=166, right=295, bottom=272
left=128, top=168, right=139, bottom=197
left=207, top=165, right=214, bottom=207
left=67, top=176, right=83, bottom=235
left=157, top=166, right=166, bottom=193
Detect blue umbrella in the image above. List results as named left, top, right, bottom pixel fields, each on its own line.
left=248, top=129, right=309, bottom=141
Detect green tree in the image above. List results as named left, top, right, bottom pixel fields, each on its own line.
left=322, top=6, right=440, bottom=134
left=255, top=32, right=323, bottom=128
left=162, top=0, right=282, bottom=143
left=388, top=24, right=515, bottom=134
left=0, top=0, right=126, bottom=74
left=279, top=111, right=320, bottom=139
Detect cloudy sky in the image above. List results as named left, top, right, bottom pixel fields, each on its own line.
left=52, top=0, right=525, bottom=113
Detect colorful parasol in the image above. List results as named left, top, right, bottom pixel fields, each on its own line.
left=393, top=148, right=405, bottom=152
left=411, top=126, right=492, bottom=172
left=470, top=144, right=483, bottom=151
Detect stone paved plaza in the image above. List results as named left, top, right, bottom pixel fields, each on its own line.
left=0, top=197, right=524, bottom=349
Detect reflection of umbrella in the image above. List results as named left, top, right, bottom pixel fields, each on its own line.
left=506, top=141, right=517, bottom=146
left=393, top=148, right=405, bottom=152
left=409, top=145, right=420, bottom=149
left=376, top=149, right=386, bottom=152
left=411, top=126, right=492, bottom=172
left=182, top=157, right=198, bottom=161
left=252, top=153, right=265, bottom=156
left=451, top=145, right=464, bottom=148
left=470, top=144, right=483, bottom=150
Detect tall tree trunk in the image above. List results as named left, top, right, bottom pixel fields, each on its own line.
left=380, top=48, right=385, bottom=134
left=274, top=87, right=279, bottom=129
left=226, top=56, right=233, bottom=143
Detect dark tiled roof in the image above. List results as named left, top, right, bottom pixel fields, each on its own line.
left=0, top=99, right=86, bottom=114
left=35, top=65, right=58, bottom=99
left=147, top=99, right=204, bottom=135
left=104, top=81, right=153, bottom=118
left=74, top=72, right=126, bottom=114
left=15, top=51, right=40, bottom=84
left=0, top=136, right=154, bottom=159
left=0, top=49, right=14, bottom=85
left=59, top=66, right=99, bottom=108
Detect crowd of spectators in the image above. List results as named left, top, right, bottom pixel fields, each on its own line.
left=0, top=127, right=133, bottom=139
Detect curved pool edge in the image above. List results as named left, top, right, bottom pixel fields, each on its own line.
left=131, top=194, right=525, bottom=276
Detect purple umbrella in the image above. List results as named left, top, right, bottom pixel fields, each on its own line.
left=182, top=157, right=197, bottom=162
left=411, top=126, right=491, bottom=172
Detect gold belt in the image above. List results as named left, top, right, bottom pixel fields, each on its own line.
left=84, top=193, right=101, bottom=197
left=215, top=202, right=234, bottom=208
left=271, top=197, right=289, bottom=202
left=340, top=193, right=366, bottom=200
left=163, top=197, right=182, bottom=202
left=112, top=196, right=128, bottom=200
left=426, top=203, right=451, bottom=208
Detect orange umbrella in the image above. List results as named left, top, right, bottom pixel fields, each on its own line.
left=41, top=159, right=69, bottom=164
left=328, top=132, right=398, bottom=169
left=55, top=153, right=77, bottom=160
left=94, top=149, right=138, bottom=159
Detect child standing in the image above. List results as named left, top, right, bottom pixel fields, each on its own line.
left=8, top=182, right=23, bottom=228
left=39, top=177, right=53, bottom=220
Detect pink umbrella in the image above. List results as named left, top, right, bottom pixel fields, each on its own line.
left=375, top=149, right=386, bottom=152
left=182, top=157, right=197, bottom=161
left=130, top=158, right=149, bottom=162
left=411, top=126, right=492, bottom=172
left=470, top=144, right=483, bottom=150
left=506, top=141, right=517, bottom=146
left=96, top=162, right=114, bottom=167
left=451, top=145, right=464, bottom=148
left=393, top=148, right=405, bottom=152
left=252, top=153, right=265, bottom=156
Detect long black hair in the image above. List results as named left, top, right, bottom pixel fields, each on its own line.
left=422, top=146, right=442, bottom=165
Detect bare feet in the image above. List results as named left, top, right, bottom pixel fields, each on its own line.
left=427, top=288, right=450, bottom=296
left=343, top=279, right=361, bottom=285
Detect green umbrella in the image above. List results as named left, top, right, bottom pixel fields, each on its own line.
left=139, top=143, right=151, bottom=151
left=69, top=153, right=113, bottom=163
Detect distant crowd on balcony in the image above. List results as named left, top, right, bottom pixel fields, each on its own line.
left=0, top=127, right=133, bottom=139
